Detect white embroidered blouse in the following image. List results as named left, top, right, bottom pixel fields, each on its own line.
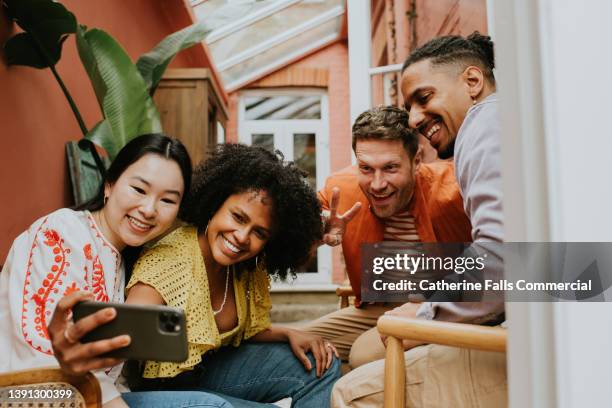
left=0, top=208, right=125, bottom=403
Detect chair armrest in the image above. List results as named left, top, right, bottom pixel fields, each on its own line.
left=335, top=286, right=354, bottom=297
left=335, top=286, right=354, bottom=308
left=378, top=315, right=507, bottom=352
left=378, top=316, right=507, bottom=408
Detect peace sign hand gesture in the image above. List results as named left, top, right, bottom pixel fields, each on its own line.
left=322, top=187, right=362, bottom=246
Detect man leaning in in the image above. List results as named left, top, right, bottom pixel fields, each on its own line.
left=308, top=105, right=472, bottom=368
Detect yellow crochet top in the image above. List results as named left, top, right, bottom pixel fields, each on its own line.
left=126, top=226, right=272, bottom=378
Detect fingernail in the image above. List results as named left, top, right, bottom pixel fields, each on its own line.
left=120, top=335, right=130, bottom=346
left=105, top=308, right=116, bottom=318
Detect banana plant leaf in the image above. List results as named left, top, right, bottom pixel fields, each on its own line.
left=4, top=32, right=69, bottom=67
left=136, top=20, right=212, bottom=96
left=2, top=0, right=76, bottom=68
left=83, top=119, right=114, bottom=164
left=76, top=25, right=161, bottom=160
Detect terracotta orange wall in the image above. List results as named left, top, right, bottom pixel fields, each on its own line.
left=414, top=0, right=487, bottom=46
left=0, top=0, right=207, bottom=260
left=225, top=41, right=351, bottom=283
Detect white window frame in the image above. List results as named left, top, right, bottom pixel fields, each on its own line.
left=206, top=0, right=302, bottom=44
left=347, top=0, right=402, bottom=161
left=215, top=5, right=345, bottom=72
left=238, top=88, right=333, bottom=290
left=347, top=0, right=372, bottom=125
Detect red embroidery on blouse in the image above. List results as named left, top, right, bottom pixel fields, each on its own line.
left=21, top=212, right=120, bottom=355
left=84, top=244, right=109, bottom=302
left=86, top=213, right=121, bottom=300
left=64, top=282, right=81, bottom=297
left=22, top=223, right=71, bottom=355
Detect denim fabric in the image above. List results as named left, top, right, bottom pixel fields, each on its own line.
left=122, top=390, right=233, bottom=408
left=196, top=342, right=341, bottom=407
left=129, top=342, right=341, bottom=408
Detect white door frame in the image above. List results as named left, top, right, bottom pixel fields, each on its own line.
left=490, top=1, right=557, bottom=407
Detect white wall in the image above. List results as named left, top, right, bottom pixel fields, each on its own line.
left=494, top=0, right=612, bottom=407
left=539, top=2, right=612, bottom=407
left=538, top=0, right=612, bottom=241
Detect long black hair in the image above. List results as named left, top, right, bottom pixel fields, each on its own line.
left=75, top=134, right=192, bottom=212
left=75, top=134, right=192, bottom=274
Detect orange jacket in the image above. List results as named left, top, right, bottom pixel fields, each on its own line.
left=318, top=162, right=472, bottom=305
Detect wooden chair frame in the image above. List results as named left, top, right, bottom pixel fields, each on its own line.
left=377, top=316, right=507, bottom=408
left=0, top=367, right=101, bottom=407
left=335, top=285, right=354, bottom=308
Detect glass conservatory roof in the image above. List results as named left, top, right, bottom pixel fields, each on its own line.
left=190, top=0, right=346, bottom=91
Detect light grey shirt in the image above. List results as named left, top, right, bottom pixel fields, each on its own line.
left=455, top=93, right=504, bottom=243
left=417, top=93, right=505, bottom=323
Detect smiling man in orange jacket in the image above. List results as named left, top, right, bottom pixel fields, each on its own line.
left=306, top=105, right=472, bottom=368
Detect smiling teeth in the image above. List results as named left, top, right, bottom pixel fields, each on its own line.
left=372, top=193, right=392, bottom=198
left=128, top=216, right=152, bottom=230
left=426, top=124, right=441, bottom=138
left=224, top=237, right=240, bottom=253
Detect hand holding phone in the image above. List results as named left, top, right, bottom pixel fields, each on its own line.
left=49, top=291, right=128, bottom=376
left=72, top=301, right=188, bottom=362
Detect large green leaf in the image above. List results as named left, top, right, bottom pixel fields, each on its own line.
left=76, top=25, right=161, bottom=160
left=84, top=120, right=115, bottom=164
left=136, top=20, right=211, bottom=95
left=2, top=0, right=75, bottom=68
left=4, top=33, right=47, bottom=67
left=4, top=0, right=76, bottom=35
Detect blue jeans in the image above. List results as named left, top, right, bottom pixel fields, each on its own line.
left=123, top=390, right=232, bottom=407
left=124, top=342, right=341, bottom=408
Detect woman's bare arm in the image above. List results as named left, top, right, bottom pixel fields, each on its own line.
left=125, top=283, right=165, bottom=305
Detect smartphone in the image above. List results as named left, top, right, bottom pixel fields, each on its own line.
left=72, top=301, right=188, bottom=362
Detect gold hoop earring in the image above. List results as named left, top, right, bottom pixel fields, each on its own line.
left=204, top=221, right=210, bottom=237
left=472, top=97, right=477, bottom=105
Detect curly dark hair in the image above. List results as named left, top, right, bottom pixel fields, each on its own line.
left=352, top=105, right=419, bottom=158
left=180, top=143, right=322, bottom=280
left=402, top=31, right=495, bottom=85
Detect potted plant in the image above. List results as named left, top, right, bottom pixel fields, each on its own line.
left=2, top=0, right=211, bottom=203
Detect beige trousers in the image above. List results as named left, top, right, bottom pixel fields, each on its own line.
left=332, top=344, right=508, bottom=408
left=301, top=305, right=395, bottom=368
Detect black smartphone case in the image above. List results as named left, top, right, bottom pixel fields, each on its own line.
left=73, top=301, right=188, bottom=362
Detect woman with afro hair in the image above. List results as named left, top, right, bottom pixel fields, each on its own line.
left=124, top=143, right=342, bottom=407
